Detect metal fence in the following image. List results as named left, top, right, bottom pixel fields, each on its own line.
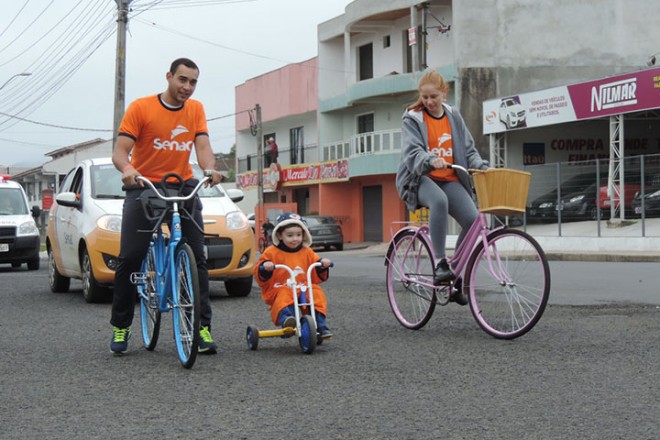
left=520, top=153, right=660, bottom=237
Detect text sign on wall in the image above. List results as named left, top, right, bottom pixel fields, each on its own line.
left=237, top=159, right=349, bottom=190
left=483, top=67, right=660, bottom=135
left=408, top=27, right=416, bottom=46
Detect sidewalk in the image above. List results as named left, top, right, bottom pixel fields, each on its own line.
left=343, top=217, right=660, bottom=262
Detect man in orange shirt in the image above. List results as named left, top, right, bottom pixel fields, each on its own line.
left=110, top=58, right=223, bottom=355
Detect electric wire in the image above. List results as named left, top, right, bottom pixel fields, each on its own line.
left=0, top=0, right=31, bottom=41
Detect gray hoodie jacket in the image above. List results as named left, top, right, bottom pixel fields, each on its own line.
left=396, top=104, right=489, bottom=212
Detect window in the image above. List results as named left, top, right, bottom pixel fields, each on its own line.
left=356, top=114, right=374, bottom=154
left=382, top=35, right=391, bottom=48
left=290, top=127, right=304, bottom=164
left=358, top=43, right=373, bottom=81
left=357, top=113, right=374, bottom=134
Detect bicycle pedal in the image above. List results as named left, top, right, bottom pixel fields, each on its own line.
left=435, top=286, right=451, bottom=306
left=130, top=272, right=147, bottom=285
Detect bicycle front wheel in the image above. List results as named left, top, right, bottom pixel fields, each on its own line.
left=172, top=243, right=201, bottom=369
left=385, top=229, right=436, bottom=330
left=466, top=229, right=550, bottom=339
left=139, top=244, right=161, bottom=350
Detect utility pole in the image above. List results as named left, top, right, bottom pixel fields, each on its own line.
left=255, top=104, right=264, bottom=226
left=112, top=0, right=132, bottom=150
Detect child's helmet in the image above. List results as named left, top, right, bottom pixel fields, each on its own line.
left=272, top=212, right=312, bottom=247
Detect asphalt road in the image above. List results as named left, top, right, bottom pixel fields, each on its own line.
left=0, top=253, right=658, bottom=439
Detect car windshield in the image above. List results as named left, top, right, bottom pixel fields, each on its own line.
left=92, top=164, right=125, bottom=199
left=191, top=164, right=227, bottom=199
left=90, top=163, right=228, bottom=199
left=0, top=188, right=28, bottom=215
left=304, top=216, right=334, bottom=227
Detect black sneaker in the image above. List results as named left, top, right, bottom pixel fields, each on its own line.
left=199, top=325, right=218, bottom=354
left=110, top=326, right=131, bottom=354
left=448, top=277, right=468, bottom=306
left=433, top=258, right=455, bottom=285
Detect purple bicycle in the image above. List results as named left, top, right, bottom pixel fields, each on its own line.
left=385, top=165, right=550, bottom=339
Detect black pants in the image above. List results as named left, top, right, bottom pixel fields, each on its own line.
left=110, top=185, right=212, bottom=329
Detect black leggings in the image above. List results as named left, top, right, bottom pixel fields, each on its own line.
left=110, top=187, right=211, bottom=329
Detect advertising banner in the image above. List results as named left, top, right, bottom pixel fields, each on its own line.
left=237, top=159, right=349, bottom=190
left=483, top=67, right=660, bottom=135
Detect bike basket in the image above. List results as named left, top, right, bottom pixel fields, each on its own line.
left=472, top=168, right=531, bottom=216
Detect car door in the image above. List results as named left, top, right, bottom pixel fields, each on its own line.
left=56, top=167, right=84, bottom=275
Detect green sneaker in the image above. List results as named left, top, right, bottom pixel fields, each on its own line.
left=199, top=325, right=218, bottom=354
left=110, top=327, right=131, bottom=354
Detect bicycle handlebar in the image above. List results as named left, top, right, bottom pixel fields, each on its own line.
left=273, top=261, right=333, bottom=278
left=136, top=175, right=210, bottom=202
left=446, top=164, right=468, bottom=175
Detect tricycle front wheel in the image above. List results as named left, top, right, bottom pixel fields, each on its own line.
left=298, top=315, right=317, bottom=354
left=246, top=326, right=259, bottom=350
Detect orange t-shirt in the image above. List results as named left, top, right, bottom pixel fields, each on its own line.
left=118, top=94, right=209, bottom=182
left=424, top=110, right=458, bottom=182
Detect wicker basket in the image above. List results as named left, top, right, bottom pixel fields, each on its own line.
left=472, top=168, right=531, bottom=216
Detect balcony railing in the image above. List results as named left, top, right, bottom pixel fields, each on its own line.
left=237, top=130, right=402, bottom=172
left=323, top=129, right=402, bottom=161
left=238, top=144, right=318, bottom=173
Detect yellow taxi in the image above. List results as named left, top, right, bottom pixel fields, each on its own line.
left=46, top=157, right=255, bottom=302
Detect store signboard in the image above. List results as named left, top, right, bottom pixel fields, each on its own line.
left=237, top=159, right=349, bottom=190
left=483, top=67, right=660, bottom=135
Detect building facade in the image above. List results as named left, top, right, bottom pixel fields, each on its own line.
left=235, top=0, right=660, bottom=246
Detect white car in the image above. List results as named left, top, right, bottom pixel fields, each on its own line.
left=46, top=158, right=256, bottom=303
left=0, top=175, right=41, bottom=270
left=499, top=98, right=526, bottom=129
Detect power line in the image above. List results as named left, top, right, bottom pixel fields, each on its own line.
left=0, top=0, right=31, bottom=41
left=0, top=0, right=55, bottom=56
left=0, top=110, right=112, bottom=132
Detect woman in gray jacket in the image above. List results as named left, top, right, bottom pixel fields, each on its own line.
left=396, top=70, right=488, bottom=304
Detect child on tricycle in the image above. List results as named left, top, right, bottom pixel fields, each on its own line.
left=253, top=212, right=333, bottom=348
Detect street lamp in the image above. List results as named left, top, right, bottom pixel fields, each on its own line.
left=0, top=72, right=32, bottom=91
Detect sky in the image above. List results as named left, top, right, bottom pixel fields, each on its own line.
left=0, top=0, right=353, bottom=168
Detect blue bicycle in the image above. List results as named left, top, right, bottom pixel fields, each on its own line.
left=130, top=173, right=211, bottom=369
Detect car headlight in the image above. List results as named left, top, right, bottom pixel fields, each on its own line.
left=225, top=211, right=248, bottom=230
left=17, top=220, right=39, bottom=237
left=539, top=202, right=553, bottom=209
left=568, top=195, right=585, bottom=203
left=647, top=190, right=660, bottom=199
left=97, top=214, right=122, bottom=232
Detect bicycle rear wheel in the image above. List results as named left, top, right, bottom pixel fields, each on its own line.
left=172, top=243, right=201, bottom=369
left=466, top=229, right=550, bottom=339
left=385, top=228, right=436, bottom=329
left=139, top=245, right=161, bottom=350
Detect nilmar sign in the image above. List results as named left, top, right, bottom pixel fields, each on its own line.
left=483, top=67, right=660, bottom=134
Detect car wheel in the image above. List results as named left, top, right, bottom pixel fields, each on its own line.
left=48, top=248, right=70, bottom=293
left=335, top=243, right=344, bottom=251
left=11, top=263, right=21, bottom=268
left=224, top=276, right=253, bottom=297
left=81, top=247, right=112, bottom=303
left=27, top=257, right=40, bottom=271
left=588, top=204, right=598, bottom=221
